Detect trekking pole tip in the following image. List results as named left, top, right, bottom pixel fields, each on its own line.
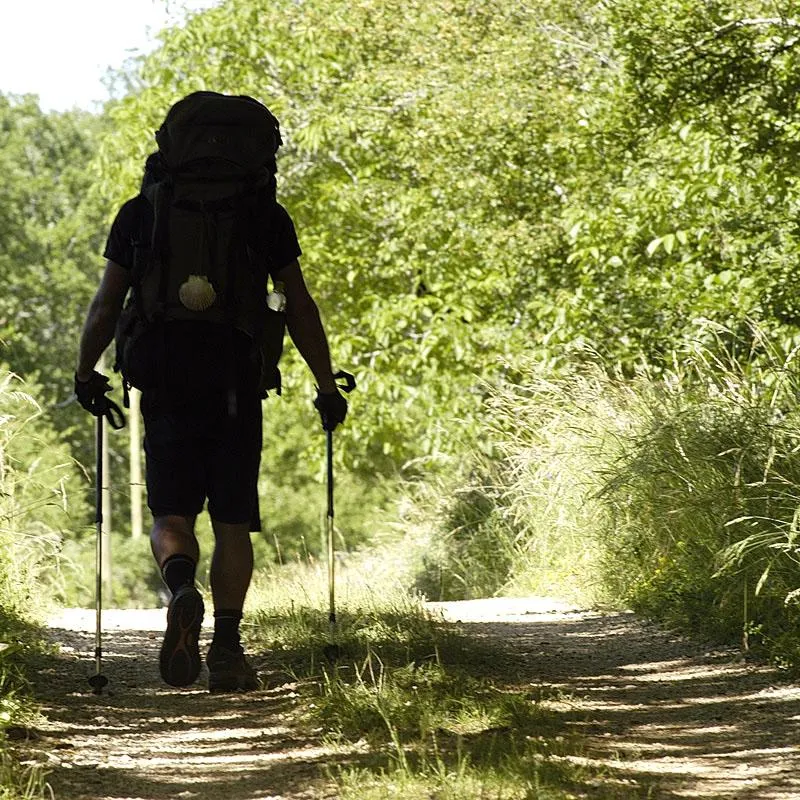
left=88, top=673, right=109, bottom=695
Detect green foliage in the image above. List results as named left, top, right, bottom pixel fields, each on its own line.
left=552, top=0, right=800, bottom=369
left=92, top=0, right=613, bottom=473
left=72, top=0, right=800, bottom=606
left=257, top=399, right=397, bottom=561
left=0, top=94, right=107, bottom=406
left=407, top=475, right=523, bottom=602
left=0, top=92, right=114, bottom=510
left=0, top=369, right=86, bottom=617
left=0, top=369, right=81, bottom=800
left=609, top=0, right=800, bottom=157
left=56, top=532, right=161, bottom=609
left=593, top=325, right=800, bottom=661
left=403, top=364, right=612, bottom=603
left=404, top=324, right=800, bottom=667
left=87, top=0, right=800, bottom=485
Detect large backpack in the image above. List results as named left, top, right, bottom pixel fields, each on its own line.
left=114, top=91, right=286, bottom=398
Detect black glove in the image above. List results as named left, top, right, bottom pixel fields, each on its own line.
left=74, top=371, right=126, bottom=429
left=74, top=371, right=113, bottom=415
left=314, top=388, right=348, bottom=431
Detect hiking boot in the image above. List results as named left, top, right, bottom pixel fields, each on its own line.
left=207, top=643, right=259, bottom=693
left=159, top=585, right=204, bottom=687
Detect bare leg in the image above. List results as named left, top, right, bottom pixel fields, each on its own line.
left=209, top=520, right=253, bottom=611
left=206, top=519, right=259, bottom=691
left=150, top=514, right=199, bottom=569
left=152, top=514, right=204, bottom=688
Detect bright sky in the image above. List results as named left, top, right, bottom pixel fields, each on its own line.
left=0, top=0, right=220, bottom=112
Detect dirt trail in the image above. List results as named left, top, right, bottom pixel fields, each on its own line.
left=19, top=600, right=800, bottom=799
left=25, top=609, right=340, bottom=800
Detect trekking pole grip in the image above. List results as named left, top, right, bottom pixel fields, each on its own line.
left=333, top=370, right=356, bottom=394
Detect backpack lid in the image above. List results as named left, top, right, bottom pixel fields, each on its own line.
left=155, top=91, right=282, bottom=175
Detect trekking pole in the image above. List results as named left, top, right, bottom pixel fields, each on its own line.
left=322, top=371, right=356, bottom=663
left=88, top=413, right=109, bottom=695
left=324, top=428, right=337, bottom=658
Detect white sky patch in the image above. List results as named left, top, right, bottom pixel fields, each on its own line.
left=0, top=0, right=219, bottom=112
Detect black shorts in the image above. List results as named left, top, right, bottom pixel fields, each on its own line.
left=142, top=388, right=262, bottom=525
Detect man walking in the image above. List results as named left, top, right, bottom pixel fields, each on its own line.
left=74, top=92, right=348, bottom=692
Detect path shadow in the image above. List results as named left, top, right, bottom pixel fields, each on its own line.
left=24, top=625, right=364, bottom=800
left=26, top=609, right=800, bottom=800
left=442, top=609, right=800, bottom=799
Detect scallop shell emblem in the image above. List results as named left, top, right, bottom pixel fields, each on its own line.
left=179, top=275, right=217, bottom=311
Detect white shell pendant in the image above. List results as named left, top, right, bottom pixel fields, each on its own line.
left=179, top=274, right=217, bottom=311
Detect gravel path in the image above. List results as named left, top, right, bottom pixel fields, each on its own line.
left=27, top=608, right=340, bottom=800
left=431, top=599, right=800, bottom=799
left=17, top=599, right=800, bottom=799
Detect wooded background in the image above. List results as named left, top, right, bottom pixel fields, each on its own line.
left=3, top=0, right=800, bottom=662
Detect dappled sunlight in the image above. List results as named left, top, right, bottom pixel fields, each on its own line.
left=562, top=750, right=795, bottom=799
left=25, top=599, right=800, bottom=799
left=617, top=659, right=751, bottom=678
left=25, top=622, right=363, bottom=799
left=436, top=599, right=800, bottom=799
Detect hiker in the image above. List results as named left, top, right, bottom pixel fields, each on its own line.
left=74, top=92, right=349, bottom=692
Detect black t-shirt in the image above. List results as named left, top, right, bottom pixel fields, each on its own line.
left=104, top=195, right=302, bottom=396
left=103, top=194, right=302, bottom=273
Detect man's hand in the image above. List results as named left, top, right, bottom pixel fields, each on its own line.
left=74, top=371, right=115, bottom=417
left=314, top=388, right=348, bottom=431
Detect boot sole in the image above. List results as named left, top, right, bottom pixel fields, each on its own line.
left=160, top=587, right=204, bottom=687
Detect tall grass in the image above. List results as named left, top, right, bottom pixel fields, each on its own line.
left=0, top=369, right=82, bottom=800
left=0, top=657, right=49, bottom=800
left=246, top=544, right=440, bottom=667
left=403, top=323, right=800, bottom=667
left=0, top=372, right=80, bottom=620
left=593, top=324, right=800, bottom=662
left=404, top=358, right=617, bottom=605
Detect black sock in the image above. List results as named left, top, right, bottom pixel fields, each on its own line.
left=161, top=554, right=196, bottom=594
left=212, top=609, right=243, bottom=650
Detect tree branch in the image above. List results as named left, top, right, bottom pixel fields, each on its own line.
left=712, top=17, right=800, bottom=36
left=537, top=23, right=616, bottom=68
left=677, top=17, right=800, bottom=57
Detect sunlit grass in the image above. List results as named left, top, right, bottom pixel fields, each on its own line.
left=0, top=753, right=50, bottom=800
left=244, top=556, right=601, bottom=798
left=335, top=757, right=585, bottom=800
left=398, top=367, right=616, bottom=607
left=398, top=321, right=800, bottom=668
left=245, top=549, right=447, bottom=673
left=0, top=612, right=51, bottom=800
left=0, top=371, right=69, bottom=800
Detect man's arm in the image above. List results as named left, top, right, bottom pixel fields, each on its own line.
left=76, top=259, right=131, bottom=380
left=276, top=259, right=337, bottom=393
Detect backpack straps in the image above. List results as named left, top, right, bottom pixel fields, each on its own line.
left=150, top=180, right=174, bottom=316
left=222, top=192, right=256, bottom=417
left=141, top=181, right=174, bottom=397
